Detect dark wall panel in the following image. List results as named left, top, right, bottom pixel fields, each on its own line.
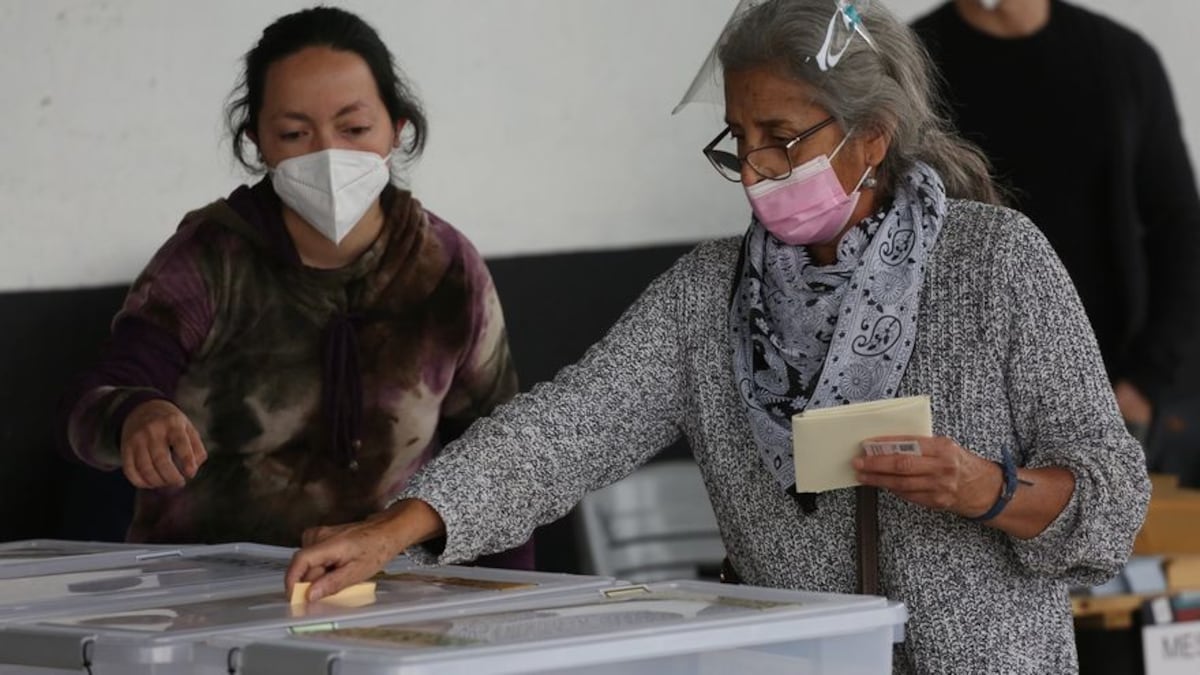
left=0, top=243, right=696, bottom=573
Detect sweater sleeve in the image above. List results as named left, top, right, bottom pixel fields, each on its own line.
left=393, top=249, right=694, bottom=564
left=1124, top=40, right=1200, bottom=401
left=1000, top=215, right=1151, bottom=585
left=63, top=220, right=215, bottom=470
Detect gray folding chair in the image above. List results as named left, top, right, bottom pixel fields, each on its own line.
left=577, top=460, right=726, bottom=583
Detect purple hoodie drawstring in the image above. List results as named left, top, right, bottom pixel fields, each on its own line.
left=321, top=312, right=364, bottom=470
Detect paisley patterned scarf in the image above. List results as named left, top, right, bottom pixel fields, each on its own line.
left=731, top=162, right=946, bottom=492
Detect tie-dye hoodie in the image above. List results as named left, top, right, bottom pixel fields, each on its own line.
left=65, top=180, right=526, bottom=563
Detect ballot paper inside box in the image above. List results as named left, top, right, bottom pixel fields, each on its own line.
left=792, top=395, right=933, bottom=493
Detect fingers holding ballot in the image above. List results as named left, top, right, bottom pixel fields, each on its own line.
left=286, top=498, right=445, bottom=603
left=791, top=395, right=1001, bottom=518
left=792, top=395, right=934, bottom=492
left=286, top=517, right=400, bottom=604
left=854, top=435, right=1001, bottom=518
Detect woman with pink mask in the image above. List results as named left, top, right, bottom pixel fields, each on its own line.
left=290, top=2, right=1148, bottom=670
left=63, top=7, right=532, bottom=569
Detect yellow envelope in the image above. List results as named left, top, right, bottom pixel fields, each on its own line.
left=792, top=395, right=933, bottom=492
left=289, top=581, right=378, bottom=607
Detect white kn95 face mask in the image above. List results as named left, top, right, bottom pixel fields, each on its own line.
left=271, top=148, right=392, bottom=245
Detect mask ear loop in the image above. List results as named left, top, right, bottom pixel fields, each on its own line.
left=829, top=128, right=875, bottom=193
left=852, top=165, right=875, bottom=192
left=830, top=127, right=855, bottom=160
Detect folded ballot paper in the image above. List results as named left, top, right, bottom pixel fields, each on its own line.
left=792, top=395, right=933, bottom=492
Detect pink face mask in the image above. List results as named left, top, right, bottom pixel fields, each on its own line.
left=744, top=135, right=872, bottom=246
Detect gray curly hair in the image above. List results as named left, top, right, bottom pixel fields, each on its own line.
left=718, top=0, right=1000, bottom=204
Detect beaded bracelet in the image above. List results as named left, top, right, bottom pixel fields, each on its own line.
left=968, top=445, right=1018, bottom=522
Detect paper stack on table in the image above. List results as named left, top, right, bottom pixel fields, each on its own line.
left=792, top=395, right=933, bottom=493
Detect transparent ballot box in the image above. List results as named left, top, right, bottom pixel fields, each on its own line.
left=219, top=580, right=908, bottom=675
left=0, top=540, right=155, bottom=580
left=0, top=564, right=612, bottom=674
left=0, top=543, right=297, bottom=622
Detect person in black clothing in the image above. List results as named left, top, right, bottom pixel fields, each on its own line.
left=914, top=0, right=1200, bottom=480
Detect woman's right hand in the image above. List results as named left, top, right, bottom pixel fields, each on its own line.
left=120, top=399, right=208, bottom=488
left=287, top=499, right=445, bottom=602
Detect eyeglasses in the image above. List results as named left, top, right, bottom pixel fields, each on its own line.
left=703, top=117, right=837, bottom=183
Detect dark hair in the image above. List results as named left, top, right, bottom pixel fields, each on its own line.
left=226, top=6, right=428, bottom=172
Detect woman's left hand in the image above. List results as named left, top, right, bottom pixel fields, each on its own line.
left=853, top=435, right=1001, bottom=518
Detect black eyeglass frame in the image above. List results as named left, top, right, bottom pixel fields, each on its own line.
left=702, top=116, right=837, bottom=183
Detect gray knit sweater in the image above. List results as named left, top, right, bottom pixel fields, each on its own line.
left=398, top=200, right=1150, bottom=673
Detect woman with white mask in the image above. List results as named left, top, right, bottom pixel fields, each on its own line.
left=62, top=7, right=533, bottom=569
left=290, top=1, right=1148, bottom=671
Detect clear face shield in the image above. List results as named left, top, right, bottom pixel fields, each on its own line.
left=672, top=0, right=879, bottom=115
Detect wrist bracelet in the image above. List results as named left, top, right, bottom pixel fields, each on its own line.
left=968, top=446, right=1018, bottom=522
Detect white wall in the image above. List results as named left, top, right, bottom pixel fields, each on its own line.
left=1, top=0, right=1197, bottom=291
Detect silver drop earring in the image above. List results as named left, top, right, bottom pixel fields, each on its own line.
left=862, top=166, right=879, bottom=190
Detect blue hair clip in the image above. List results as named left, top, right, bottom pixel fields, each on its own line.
left=841, top=1, right=879, bottom=52
left=816, top=0, right=879, bottom=70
